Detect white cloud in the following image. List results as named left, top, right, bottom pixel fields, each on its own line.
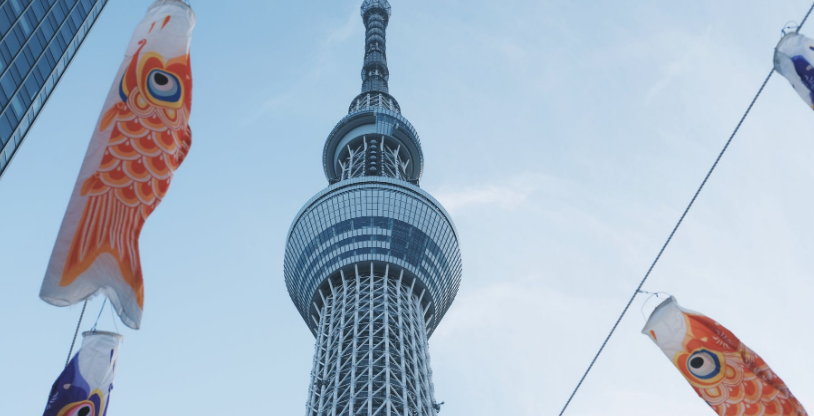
left=325, top=7, right=361, bottom=45
left=431, top=173, right=548, bottom=214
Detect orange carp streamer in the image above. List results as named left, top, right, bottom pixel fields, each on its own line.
left=61, top=44, right=192, bottom=306
left=643, top=297, right=807, bottom=416
left=41, top=0, right=195, bottom=329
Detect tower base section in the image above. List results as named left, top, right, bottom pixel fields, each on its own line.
left=306, top=262, right=438, bottom=416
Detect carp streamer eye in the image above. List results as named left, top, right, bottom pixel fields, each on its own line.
left=146, top=69, right=182, bottom=103
left=59, top=402, right=95, bottom=416
left=687, top=349, right=722, bottom=380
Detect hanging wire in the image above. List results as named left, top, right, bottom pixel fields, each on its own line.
left=90, top=298, right=108, bottom=333
left=557, top=3, right=814, bottom=414
left=638, top=290, right=670, bottom=320
left=109, top=300, right=120, bottom=334
left=783, top=22, right=799, bottom=36
left=800, top=2, right=814, bottom=28
left=65, top=300, right=88, bottom=368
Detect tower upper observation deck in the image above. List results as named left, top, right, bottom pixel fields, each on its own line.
left=285, top=0, right=461, bottom=339
left=322, top=0, right=425, bottom=186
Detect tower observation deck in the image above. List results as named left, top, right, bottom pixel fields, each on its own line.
left=283, top=1, right=462, bottom=415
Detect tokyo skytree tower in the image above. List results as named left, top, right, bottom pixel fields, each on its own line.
left=283, top=1, right=463, bottom=415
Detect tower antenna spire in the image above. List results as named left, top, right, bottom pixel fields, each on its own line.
left=347, top=0, right=402, bottom=114
left=360, top=0, right=392, bottom=93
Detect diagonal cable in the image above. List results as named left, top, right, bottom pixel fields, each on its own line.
left=65, top=300, right=88, bottom=367
left=557, top=2, right=814, bottom=414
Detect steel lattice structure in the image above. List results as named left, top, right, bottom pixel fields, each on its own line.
left=306, top=264, right=437, bottom=416
left=338, top=136, right=411, bottom=181
left=285, top=1, right=461, bottom=415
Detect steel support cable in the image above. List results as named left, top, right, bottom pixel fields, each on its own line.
left=801, top=2, right=814, bottom=28
left=558, top=3, right=814, bottom=414
left=65, top=300, right=88, bottom=367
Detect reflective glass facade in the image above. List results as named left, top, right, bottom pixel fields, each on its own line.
left=285, top=177, right=461, bottom=336
left=0, top=0, right=108, bottom=178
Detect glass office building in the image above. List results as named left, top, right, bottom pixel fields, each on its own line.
left=0, top=0, right=108, bottom=178
left=283, top=1, right=462, bottom=415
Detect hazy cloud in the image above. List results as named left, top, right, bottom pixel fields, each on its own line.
left=431, top=173, right=548, bottom=214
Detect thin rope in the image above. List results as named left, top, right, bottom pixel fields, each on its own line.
left=109, top=300, right=120, bottom=334
left=638, top=290, right=670, bottom=320
left=90, top=298, right=107, bottom=333
left=557, top=1, right=814, bottom=410
left=65, top=300, right=88, bottom=368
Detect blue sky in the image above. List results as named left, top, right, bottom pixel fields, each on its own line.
left=2, top=0, right=814, bottom=414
